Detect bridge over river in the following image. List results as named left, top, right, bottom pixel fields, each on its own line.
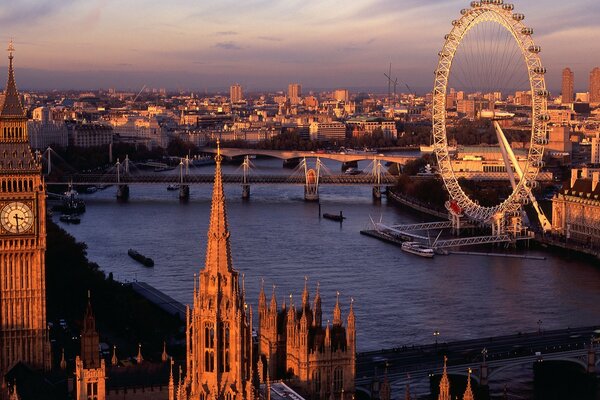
left=356, top=325, right=599, bottom=396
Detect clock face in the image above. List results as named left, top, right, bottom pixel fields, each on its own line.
left=1, top=201, right=34, bottom=234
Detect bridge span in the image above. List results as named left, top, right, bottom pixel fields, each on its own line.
left=356, top=325, right=599, bottom=394
left=46, top=173, right=397, bottom=186
left=200, top=147, right=419, bottom=164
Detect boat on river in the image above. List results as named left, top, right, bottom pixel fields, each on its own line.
left=323, top=211, right=345, bottom=222
left=59, top=214, right=81, bottom=224
left=401, top=241, right=435, bottom=258
left=128, top=249, right=154, bottom=267
left=167, top=184, right=179, bottom=191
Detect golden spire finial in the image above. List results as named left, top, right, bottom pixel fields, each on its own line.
left=7, top=39, right=14, bottom=59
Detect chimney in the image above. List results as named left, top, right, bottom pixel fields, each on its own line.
left=571, top=168, right=580, bottom=189
left=593, top=172, right=600, bottom=192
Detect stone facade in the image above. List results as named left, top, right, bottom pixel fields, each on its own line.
left=178, top=143, right=254, bottom=400
left=552, top=168, right=600, bottom=247
left=0, top=43, right=51, bottom=390
left=257, top=282, right=355, bottom=400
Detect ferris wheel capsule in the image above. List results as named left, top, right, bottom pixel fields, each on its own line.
left=452, top=19, right=462, bottom=26
left=521, top=27, right=534, bottom=35
left=528, top=45, right=541, bottom=53
left=445, top=34, right=456, bottom=40
left=461, top=8, right=469, bottom=15
left=512, top=13, right=525, bottom=21
left=471, top=2, right=482, bottom=8
left=481, top=0, right=492, bottom=4
left=535, top=137, right=549, bottom=145
left=525, top=180, right=538, bottom=189
left=502, top=4, right=514, bottom=11
left=532, top=160, right=545, bottom=168
left=537, top=90, right=550, bottom=97
left=533, top=67, right=547, bottom=74
left=537, top=114, right=550, bottom=121
left=491, top=0, right=504, bottom=5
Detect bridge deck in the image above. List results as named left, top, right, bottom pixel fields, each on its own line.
left=356, top=325, right=599, bottom=387
left=46, top=173, right=397, bottom=186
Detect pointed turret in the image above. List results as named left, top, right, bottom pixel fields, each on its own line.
left=462, top=369, right=474, bottom=400
left=302, top=276, right=310, bottom=310
left=333, top=291, right=342, bottom=326
left=325, top=320, right=331, bottom=348
left=203, top=140, right=234, bottom=275
left=404, top=374, right=412, bottom=400
left=81, top=291, right=100, bottom=368
left=60, top=348, right=66, bottom=371
left=0, top=40, right=26, bottom=121
left=313, top=282, right=322, bottom=327
left=259, top=278, right=267, bottom=314
left=111, top=345, right=118, bottom=366
left=270, top=284, right=278, bottom=314
left=438, top=356, right=450, bottom=400
left=136, top=343, right=144, bottom=364
left=162, top=341, right=169, bottom=362
left=169, top=360, right=175, bottom=400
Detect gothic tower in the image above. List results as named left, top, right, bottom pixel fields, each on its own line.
left=438, top=356, right=450, bottom=400
left=75, top=294, right=106, bottom=400
left=0, top=41, right=51, bottom=379
left=182, top=142, right=254, bottom=400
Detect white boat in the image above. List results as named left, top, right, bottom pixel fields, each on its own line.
left=401, top=241, right=435, bottom=258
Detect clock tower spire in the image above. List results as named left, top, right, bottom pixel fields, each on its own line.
left=0, top=39, right=51, bottom=384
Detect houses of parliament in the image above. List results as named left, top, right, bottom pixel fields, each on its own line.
left=0, top=44, right=356, bottom=400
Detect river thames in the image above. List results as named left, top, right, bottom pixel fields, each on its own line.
left=53, top=158, right=600, bottom=397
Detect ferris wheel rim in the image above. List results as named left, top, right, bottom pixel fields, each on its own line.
left=432, top=1, right=548, bottom=224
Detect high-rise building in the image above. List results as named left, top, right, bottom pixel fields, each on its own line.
left=590, top=67, right=600, bottom=104
left=230, top=83, right=243, bottom=103
left=562, top=68, right=574, bottom=104
left=180, top=142, right=254, bottom=400
left=288, top=83, right=302, bottom=105
left=0, top=41, right=51, bottom=380
left=592, top=133, right=600, bottom=164
left=333, top=89, right=349, bottom=103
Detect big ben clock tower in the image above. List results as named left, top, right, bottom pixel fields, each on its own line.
left=0, top=41, right=51, bottom=380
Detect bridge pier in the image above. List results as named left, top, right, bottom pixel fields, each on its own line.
left=341, top=161, right=358, bottom=172
left=179, top=185, right=190, bottom=201
left=117, top=185, right=129, bottom=201
left=372, top=186, right=382, bottom=199
left=242, top=184, right=250, bottom=199
left=587, top=339, right=595, bottom=374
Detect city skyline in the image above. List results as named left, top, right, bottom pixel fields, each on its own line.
left=1, top=0, right=599, bottom=91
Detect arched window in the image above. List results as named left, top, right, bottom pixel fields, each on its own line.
left=312, top=369, right=321, bottom=394
left=334, top=367, right=343, bottom=392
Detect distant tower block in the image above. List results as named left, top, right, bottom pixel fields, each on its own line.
left=561, top=68, right=574, bottom=104
left=230, top=83, right=243, bottom=103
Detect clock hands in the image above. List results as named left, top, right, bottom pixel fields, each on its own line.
left=13, top=213, right=23, bottom=233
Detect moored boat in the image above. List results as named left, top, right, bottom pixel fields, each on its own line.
left=167, top=184, right=179, bottom=191
left=401, top=241, right=435, bottom=258
left=59, top=214, right=81, bottom=224
left=323, top=211, right=345, bottom=222
left=128, top=249, right=154, bottom=267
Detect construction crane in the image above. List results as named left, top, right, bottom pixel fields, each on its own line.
left=384, top=63, right=399, bottom=106
left=132, top=84, right=147, bottom=103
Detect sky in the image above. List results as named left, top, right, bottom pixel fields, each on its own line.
left=1, top=0, right=599, bottom=92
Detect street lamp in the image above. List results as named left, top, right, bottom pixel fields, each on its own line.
left=434, top=330, right=440, bottom=346
left=537, top=319, right=543, bottom=334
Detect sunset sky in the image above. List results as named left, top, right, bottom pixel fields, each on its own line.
left=1, top=0, right=599, bottom=92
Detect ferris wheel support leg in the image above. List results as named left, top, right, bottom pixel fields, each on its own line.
left=494, top=122, right=518, bottom=190
left=495, top=122, right=552, bottom=232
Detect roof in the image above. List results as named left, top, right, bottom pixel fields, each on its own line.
left=0, top=52, right=26, bottom=119
left=563, top=178, right=600, bottom=200
left=107, top=361, right=170, bottom=389
left=0, top=142, right=38, bottom=172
